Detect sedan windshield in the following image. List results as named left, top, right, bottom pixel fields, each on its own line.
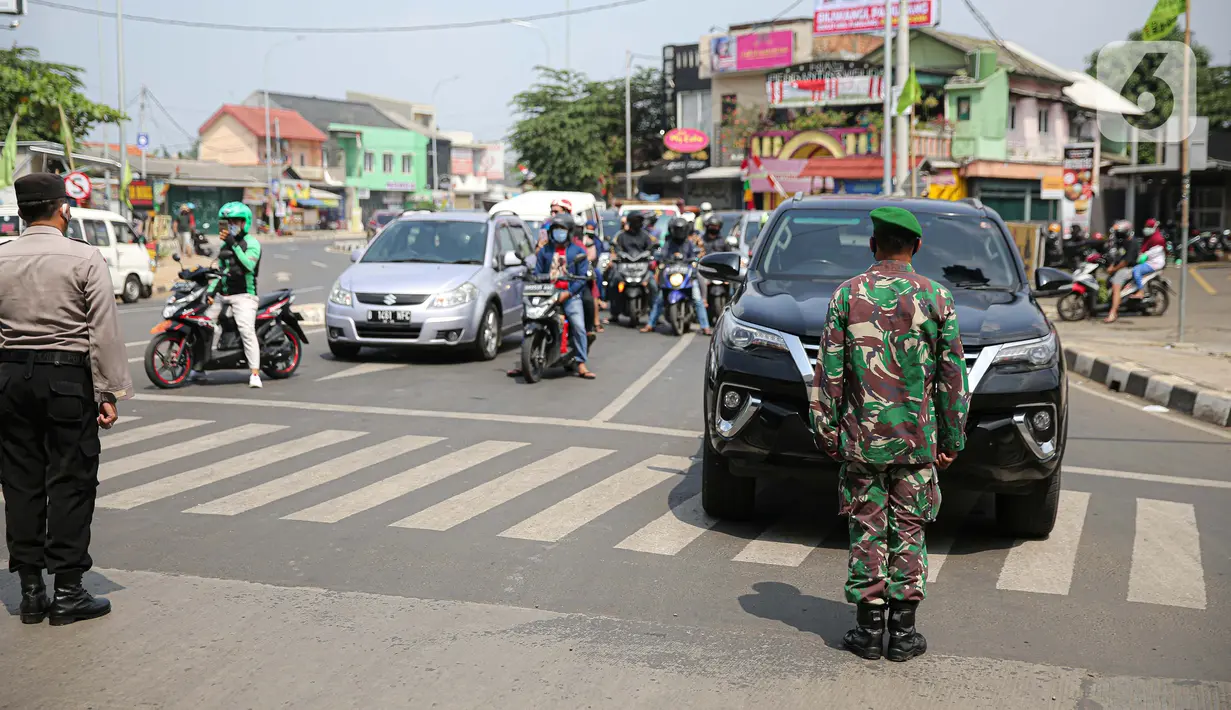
left=754, top=209, right=1020, bottom=289
left=362, top=220, right=487, bottom=265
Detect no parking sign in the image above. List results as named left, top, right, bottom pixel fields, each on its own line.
left=64, top=171, right=92, bottom=203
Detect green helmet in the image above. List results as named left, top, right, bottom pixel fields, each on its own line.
left=218, top=202, right=253, bottom=234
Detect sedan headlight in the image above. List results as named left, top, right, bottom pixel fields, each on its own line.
left=329, top=281, right=353, bottom=307
left=992, top=332, right=1058, bottom=369
left=722, top=317, right=787, bottom=352
left=430, top=282, right=478, bottom=308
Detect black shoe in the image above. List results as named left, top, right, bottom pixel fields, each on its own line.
left=18, top=568, right=49, bottom=624
left=842, top=603, right=886, bottom=660
left=886, top=600, right=927, bottom=662
left=48, top=575, right=111, bottom=627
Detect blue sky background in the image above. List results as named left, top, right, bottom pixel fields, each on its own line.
left=12, top=0, right=1231, bottom=153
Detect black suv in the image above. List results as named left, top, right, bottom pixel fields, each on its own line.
left=697, top=196, right=1067, bottom=538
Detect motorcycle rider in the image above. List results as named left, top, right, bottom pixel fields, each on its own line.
left=538, top=198, right=574, bottom=247
left=700, top=214, right=729, bottom=255
left=641, top=216, right=712, bottom=336
left=694, top=202, right=715, bottom=232
left=198, top=202, right=264, bottom=388
left=507, top=213, right=596, bottom=380
left=1128, top=219, right=1168, bottom=299
left=1103, top=219, right=1140, bottom=324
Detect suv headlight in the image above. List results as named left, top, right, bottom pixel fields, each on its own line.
left=430, top=282, right=478, bottom=308
left=992, top=333, right=1057, bottom=369
left=721, top=317, right=787, bottom=353
left=329, top=281, right=352, bottom=307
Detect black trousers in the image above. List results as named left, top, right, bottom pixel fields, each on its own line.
left=0, top=360, right=100, bottom=576
left=581, top=282, right=596, bottom=334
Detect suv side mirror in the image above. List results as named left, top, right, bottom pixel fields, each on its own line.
left=502, top=251, right=522, bottom=268
left=698, top=252, right=744, bottom=283
left=1033, top=266, right=1072, bottom=295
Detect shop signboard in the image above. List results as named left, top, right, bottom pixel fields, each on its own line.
left=1061, top=144, right=1096, bottom=235
left=386, top=181, right=415, bottom=192
left=280, top=180, right=310, bottom=202
left=1040, top=175, right=1066, bottom=201
left=127, top=179, right=154, bottom=209
left=710, top=30, right=794, bottom=74
left=664, top=128, right=710, bottom=154
left=476, top=145, right=505, bottom=180
left=767, top=60, right=885, bottom=107
left=451, top=148, right=474, bottom=176
left=813, top=0, right=939, bottom=36
left=242, top=186, right=266, bottom=205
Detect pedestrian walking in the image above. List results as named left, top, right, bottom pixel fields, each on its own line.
left=810, top=206, right=970, bottom=662
left=0, top=173, right=132, bottom=626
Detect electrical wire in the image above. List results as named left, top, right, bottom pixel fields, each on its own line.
left=143, top=87, right=196, bottom=142
left=956, top=0, right=1033, bottom=74
left=30, top=0, right=649, bottom=34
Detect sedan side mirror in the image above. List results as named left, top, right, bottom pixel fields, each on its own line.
left=698, top=251, right=744, bottom=283
left=350, top=247, right=365, bottom=263
left=503, top=251, right=522, bottom=268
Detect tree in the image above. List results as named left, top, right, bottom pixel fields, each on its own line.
left=0, top=46, right=125, bottom=142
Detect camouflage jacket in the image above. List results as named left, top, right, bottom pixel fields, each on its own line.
left=809, top=260, right=970, bottom=465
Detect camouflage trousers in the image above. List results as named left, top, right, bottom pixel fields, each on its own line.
left=840, top=462, right=941, bottom=605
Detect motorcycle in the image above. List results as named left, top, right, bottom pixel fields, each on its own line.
left=703, top=236, right=739, bottom=324
left=605, top=248, right=654, bottom=327
left=1056, top=252, right=1172, bottom=322
left=191, top=225, right=214, bottom=258
left=658, top=253, right=700, bottom=336
left=144, top=254, right=309, bottom=388
left=517, top=253, right=594, bottom=384
left=1188, top=230, right=1222, bottom=262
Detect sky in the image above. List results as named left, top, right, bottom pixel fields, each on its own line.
left=12, top=0, right=1231, bottom=155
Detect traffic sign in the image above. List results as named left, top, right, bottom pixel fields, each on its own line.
left=136, top=133, right=149, bottom=150
left=64, top=171, right=92, bottom=202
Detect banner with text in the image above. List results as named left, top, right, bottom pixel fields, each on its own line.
left=767, top=60, right=885, bottom=107
left=710, top=30, right=794, bottom=74
left=813, top=0, right=940, bottom=36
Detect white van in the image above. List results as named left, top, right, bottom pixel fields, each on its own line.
left=0, top=206, right=155, bottom=303
left=488, top=191, right=604, bottom=240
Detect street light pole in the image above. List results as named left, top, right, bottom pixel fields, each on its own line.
left=509, top=20, right=550, bottom=67
left=431, top=75, right=461, bottom=204
left=264, top=35, right=303, bottom=229
left=625, top=51, right=633, bottom=199
left=1177, top=0, right=1192, bottom=342
left=894, top=0, right=910, bottom=193
left=115, top=0, right=128, bottom=216
left=881, top=0, right=893, bottom=195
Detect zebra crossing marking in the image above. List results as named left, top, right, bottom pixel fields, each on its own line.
left=996, top=490, right=1091, bottom=596
left=500, top=455, right=691, bottom=543
left=96, top=430, right=364, bottom=510
left=391, top=447, right=615, bottom=532
left=284, top=440, right=530, bottom=524
left=1128, top=499, right=1206, bottom=610
left=615, top=494, right=719, bottom=557
left=184, top=435, right=443, bottom=516
left=732, top=518, right=834, bottom=567
left=102, top=419, right=212, bottom=450
left=99, top=423, right=286, bottom=482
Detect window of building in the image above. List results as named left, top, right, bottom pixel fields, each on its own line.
left=1039, top=108, right=1050, bottom=133
left=299, top=153, right=306, bottom=166
left=382, top=153, right=394, bottom=173
left=363, top=151, right=374, bottom=172
left=402, top=154, right=412, bottom=173
left=957, top=97, right=972, bottom=121
left=676, top=89, right=712, bottom=134
left=1008, top=103, right=1016, bottom=130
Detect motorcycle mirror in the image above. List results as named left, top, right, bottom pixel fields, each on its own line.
left=573, top=253, right=588, bottom=264
left=172, top=253, right=182, bottom=263
left=502, top=251, right=522, bottom=268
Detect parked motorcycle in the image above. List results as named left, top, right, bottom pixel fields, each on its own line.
left=144, top=255, right=308, bottom=388
left=1056, top=253, right=1172, bottom=321
left=1188, top=230, right=1222, bottom=262
left=517, top=253, right=594, bottom=384
left=606, top=248, right=653, bottom=327
left=658, top=253, right=700, bottom=336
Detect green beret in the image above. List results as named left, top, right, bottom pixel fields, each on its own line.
left=869, top=206, right=922, bottom=240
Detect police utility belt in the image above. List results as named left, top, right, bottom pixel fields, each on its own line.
left=0, top=349, right=89, bottom=367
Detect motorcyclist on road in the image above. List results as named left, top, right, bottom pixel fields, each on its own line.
left=694, top=202, right=715, bottom=232
left=1103, top=219, right=1140, bottom=324
left=641, top=216, right=712, bottom=336
left=537, top=198, right=574, bottom=247
left=507, top=213, right=596, bottom=380
left=611, top=211, right=655, bottom=257
left=700, top=214, right=729, bottom=255
left=197, top=202, right=264, bottom=388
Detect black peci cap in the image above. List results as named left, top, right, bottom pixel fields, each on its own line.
left=15, top=172, right=68, bottom=204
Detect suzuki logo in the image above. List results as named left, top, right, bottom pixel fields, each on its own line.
left=382, top=294, right=397, bottom=306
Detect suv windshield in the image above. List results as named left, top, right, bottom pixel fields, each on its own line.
left=754, top=209, right=1020, bottom=289
left=362, top=220, right=487, bottom=265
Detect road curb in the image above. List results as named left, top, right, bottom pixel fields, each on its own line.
left=1063, top=345, right=1231, bottom=427
left=297, top=302, right=325, bottom=328
left=325, top=240, right=366, bottom=254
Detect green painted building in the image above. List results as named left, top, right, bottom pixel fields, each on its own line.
left=330, top=123, right=431, bottom=225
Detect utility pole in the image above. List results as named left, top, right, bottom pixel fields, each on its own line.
left=274, top=117, right=282, bottom=166
left=625, top=50, right=633, bottom=199
left=115, top=0, right=128, bottom=217
left=881, top=0, right=893, bottom=195
left=138, top=84, right=146, bottom=181
left=565, top=0, right=571, bottom=72
left=1177, top=0, right=1192, bottom=342
left=894, top=0, right=910, bottom=193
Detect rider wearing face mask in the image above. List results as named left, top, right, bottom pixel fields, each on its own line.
left=200, top=202, right=263, bottom=388
left=701, top=214, right=728, bottom=254
left=640, top=216, right=713, bottom=336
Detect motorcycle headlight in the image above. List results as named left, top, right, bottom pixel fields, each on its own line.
left=525, top=301, right=552, bottom=320
left=721, top=317, right=787, bottom=353
left=992, top=332, right=1058, bottom=369
left=329, top=281, right=353, bottom=307
left=162, top=304, right=178, bottom=319
left=668, top=273, right=685, bottom=288
left=430, top=282, right=478, bottom=308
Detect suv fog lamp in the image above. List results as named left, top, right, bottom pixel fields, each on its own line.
left=1031, top=410, right=1052, bottom=432
left=723, top=390, right=742, bottom=410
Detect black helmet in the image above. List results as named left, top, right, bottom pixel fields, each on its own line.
left=704, top=214, right=723, bottom=232
left=667, top=216, right=691, bottom=242
left=548, top=212, right=576, bottom=244
left=625, top=211, right=644, bottom=230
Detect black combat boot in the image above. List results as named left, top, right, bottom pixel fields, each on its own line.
left=886, top=600, right=927, bottom=662
left=842, top=603, right=886, bottom=660
left=48, top=573, right=111, bottom=627
left=18, top=568, right=50, bottom=624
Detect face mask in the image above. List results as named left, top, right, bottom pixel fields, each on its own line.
left=1143, top=227, right=1156, bottom=236
left=550, top=229, right=568, bottom=244
left=58, top=204, right=72, bottom=234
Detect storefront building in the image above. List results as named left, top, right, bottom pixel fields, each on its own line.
left=331, top=123, right=430, bottom=227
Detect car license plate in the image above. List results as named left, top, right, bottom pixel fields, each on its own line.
left=523, top=283, right=555, bottom=296
left=368, top=310, right=413, bottom=323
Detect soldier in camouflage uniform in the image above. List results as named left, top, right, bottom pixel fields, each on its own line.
left=810, top=206, right=970, bottom=662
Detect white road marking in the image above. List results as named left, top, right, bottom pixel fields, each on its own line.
left=732, top=519, right=832, bottom=567
left=285, top=440, right=529, bottom=524
left=126, top=340, right=146, bottom=348
left=500, top=455, right=689, bottom=542
left=275, top=272, right=291, bottom=283
left=185, top=435, right=442, bottom=516
left=590, top=333, right=696, bottom=423
left=97, top=429, right=364, bottom=510
left=102, top=419, right=212, bottom=450
left=1069, top=379, right=1231, bottom=441
left=615, top=494, right=719, bottom=556
left=272, top=253, right=290, bottom=260
left=1128, top=499, right=1206, bottom=609
left=925, top=493, right=979, bottom=583
left=99, top=423, right=285, bottom=482
left=316, top=362, right=407, bottom=382
left=311, top=261, right=328, bottom=269
left=996, top=490, right=1090, bottom=596
left=1067, top=466, right=1231, bottom=490
left=391, top=447, right=615, bottom=532
left=127, top=356, right=142, bottom=363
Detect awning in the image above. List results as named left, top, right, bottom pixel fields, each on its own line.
left=308, top=187, right=341, bottom=207
left=687, top=166, right=742, bottom=180
left=799, top=156, right=923, bottom=180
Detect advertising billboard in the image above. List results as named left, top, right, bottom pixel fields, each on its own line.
left=813, top=0, right=939, bottom=37
left=710, top=30, right=794, bottom=74
left=767, top=60, right=886, bottom=107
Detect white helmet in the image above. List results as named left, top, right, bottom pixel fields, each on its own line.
left=700, top=202, right=713, bottom=213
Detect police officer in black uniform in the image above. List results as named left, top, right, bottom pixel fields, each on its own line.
left=0, top=173, right=131, bottom=626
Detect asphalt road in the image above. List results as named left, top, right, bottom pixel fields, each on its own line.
left=3, top=248, right=1230, bottom=708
